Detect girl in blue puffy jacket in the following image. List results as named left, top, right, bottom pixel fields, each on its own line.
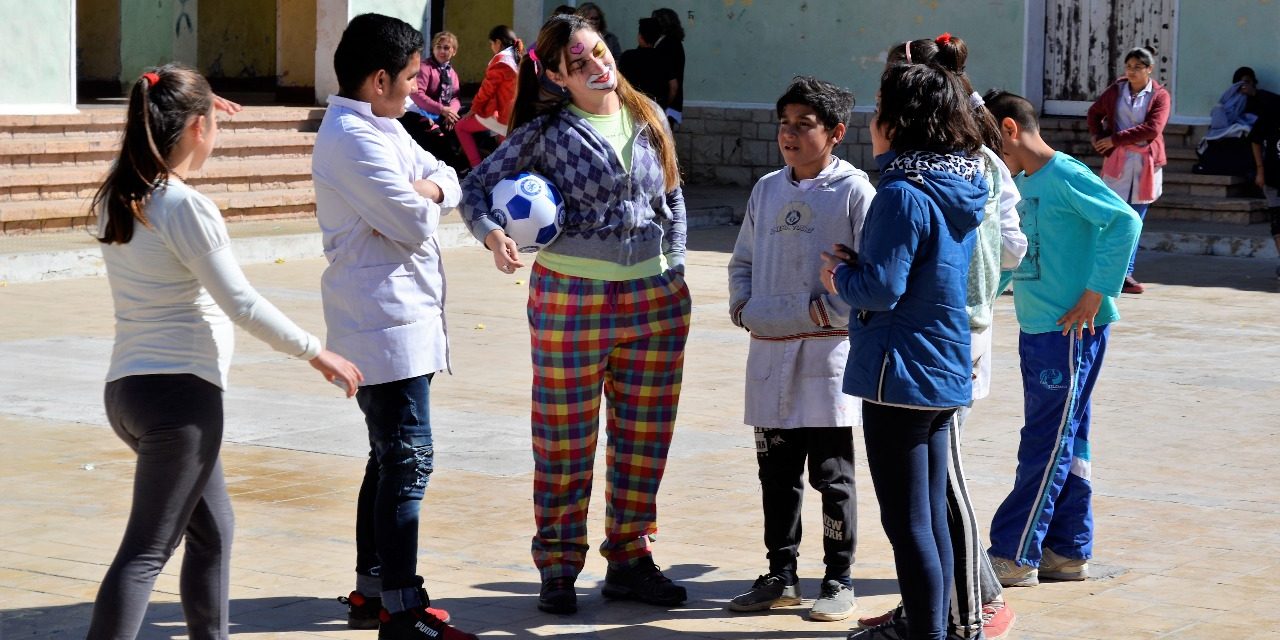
left=822, top=62, right=987, bottom=640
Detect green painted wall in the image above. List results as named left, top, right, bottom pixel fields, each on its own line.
left=352, top=0, right=431, bottom=33
left=120, top=0, right=184, bottom=81
left=0, top=0, right=74, bottom=107
left=576, top=0, right=1027, bottom=108
left=1174, top=1, right=1280, bottom=118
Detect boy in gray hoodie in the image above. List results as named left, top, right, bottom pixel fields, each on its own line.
left=725, top=76, right=875, bottom=622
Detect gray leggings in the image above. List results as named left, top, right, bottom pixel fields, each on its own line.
left=88, top=374, right=233, bottom=640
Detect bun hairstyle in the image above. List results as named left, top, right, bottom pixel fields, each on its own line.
left=94, top=64, right=213, bottom=244
left=887, top=38, right=939, bottom=67
left=510, top=15, right=680, bottom=191
left=886, top=33, right=1003, bottom=155
left=933, top=32, right=968, bottom=74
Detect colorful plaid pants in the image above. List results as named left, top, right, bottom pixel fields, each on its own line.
left=527, top=263, right=692, bottom=580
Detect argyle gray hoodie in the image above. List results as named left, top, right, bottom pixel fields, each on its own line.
left=459, top=105, right=686, bottom=270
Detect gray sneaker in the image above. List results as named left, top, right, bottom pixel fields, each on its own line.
left=810, top=579, right=857, bottom=621
left=727, top=574, right=801, bottom=612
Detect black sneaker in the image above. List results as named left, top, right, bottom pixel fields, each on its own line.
left=378, top=608, right=477, bottom=640
left=338, top=591, right=382, bottom=630
left=538, top=576, right=578, bottom=614
left=601, top=556, right=687, bottom=606
left=342, top=582, right=452, bottom=629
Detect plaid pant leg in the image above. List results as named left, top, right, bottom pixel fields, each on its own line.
left=528, top=266, right=612, bottom=580
left=599, top=272, right=692, bottom=566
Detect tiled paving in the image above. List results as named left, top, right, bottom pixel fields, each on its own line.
left=1, top=226, right=1278, bottom=638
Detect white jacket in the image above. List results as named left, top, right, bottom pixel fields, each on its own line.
left=313, top=95, right=461, bottom=385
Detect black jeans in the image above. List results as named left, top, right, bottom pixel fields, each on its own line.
left=755, top=426, right=856, bottom=582
left=90, top=374, right=231, bottom=640
left=862, top=401, right=955, bottom=640
left=354, top=373, right=435, bottom=613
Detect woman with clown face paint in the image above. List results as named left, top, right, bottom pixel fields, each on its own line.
left=459, top=13, right=690, bottom=617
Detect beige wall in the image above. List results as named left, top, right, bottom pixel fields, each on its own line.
left=446, top=0, right=514, bottom=85
left=278, top=0, right=317, bottom=87
left=76, top=0, right=120, bottom=83
left=199, top=0, right=276, bottom=80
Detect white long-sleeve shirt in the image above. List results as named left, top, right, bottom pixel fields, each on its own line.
left=312, top=95, right=462, bottom=386
left=100, top=179, right=321, bottom=390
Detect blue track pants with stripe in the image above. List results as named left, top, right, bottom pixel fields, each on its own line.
left=988, top=325, right=1109, bottom=566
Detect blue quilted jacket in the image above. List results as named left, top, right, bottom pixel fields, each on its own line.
left=835, top=150, right=987, bottom=408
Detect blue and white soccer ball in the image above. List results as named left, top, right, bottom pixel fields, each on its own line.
left=490, top=172, right=565, bottom=252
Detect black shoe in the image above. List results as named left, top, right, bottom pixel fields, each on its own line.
left=601, top=556, right=687, bottom=606
left=537, top=576, right=578, bottom=614
left=378, top=608, right=477, bottom=640
left=338, top=591, right=382, bottom=630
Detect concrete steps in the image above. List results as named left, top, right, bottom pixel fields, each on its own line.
left=0, top=106, right=324, bottom=233
left=1039, top=117, right=1266, bottom=225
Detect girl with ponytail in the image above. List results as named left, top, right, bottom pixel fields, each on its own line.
left=87, top=63, right=360, bottom=639
left=458, top=13, right=689, bottom=616
left=454, top=24, right=524, bottom=167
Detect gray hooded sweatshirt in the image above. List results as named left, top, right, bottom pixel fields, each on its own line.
left=727, top=157, right=875, bottom=428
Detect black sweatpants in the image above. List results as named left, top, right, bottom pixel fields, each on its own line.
left=755, top=426, right=856, bottom=582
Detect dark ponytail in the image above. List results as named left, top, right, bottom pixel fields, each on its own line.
left=510, top=16, right=579, bottom=131
left=488, top=25, right=524, bottom=56
left=93, top=63, right=212, bottom=244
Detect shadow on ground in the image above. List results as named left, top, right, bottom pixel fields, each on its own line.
left=466, top=562, right=900, bottom=639
left=1134, top=251, right=1280, bottom=293
left=0, top=597, right=346, bottom=638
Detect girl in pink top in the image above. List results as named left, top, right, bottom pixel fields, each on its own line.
left=400, top=31, right=467, bottom=169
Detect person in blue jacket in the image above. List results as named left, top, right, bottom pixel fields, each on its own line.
left=823, top=62, right=988, bottom=640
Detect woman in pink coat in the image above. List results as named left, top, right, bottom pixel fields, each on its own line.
left=1087, top=46, right=1169, bottom=294
left=399, top=31, right=464, bottom=168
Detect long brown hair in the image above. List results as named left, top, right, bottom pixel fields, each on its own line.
left=93, top=63, right=212, bottom=244
left=510, top=15, right=680, bottom=191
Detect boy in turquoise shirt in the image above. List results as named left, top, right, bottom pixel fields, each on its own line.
left=981, top=91, right=1141, bottom=588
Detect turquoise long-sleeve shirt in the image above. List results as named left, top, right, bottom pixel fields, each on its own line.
left=1009, top=152, right=1142, bottom=334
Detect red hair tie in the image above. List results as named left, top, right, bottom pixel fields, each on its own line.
left=936, top=32, right=952, bottom=45
left=142, top=72, right=160, bottom=86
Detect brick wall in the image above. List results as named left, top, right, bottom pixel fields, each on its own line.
left=674, top=106, right=878, bottom=186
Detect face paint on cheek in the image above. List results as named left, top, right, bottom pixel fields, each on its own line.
left=583, top=41, right=614, bottom=89
left=586, top=65, right=616, bottom=90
